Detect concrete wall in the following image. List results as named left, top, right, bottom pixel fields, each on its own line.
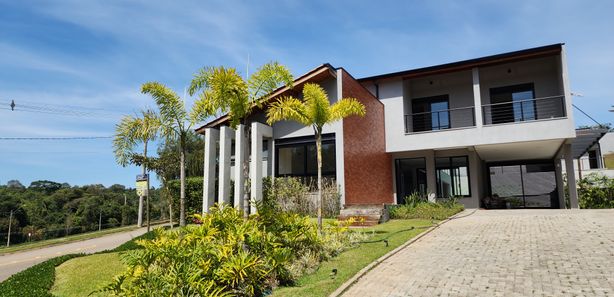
left=371, top=54, right=576, bottom=153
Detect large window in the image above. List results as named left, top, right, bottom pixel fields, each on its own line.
left=275, top=134, right=336, bottom=177
left=489, top=83, right=536, bottom=124
left=488, top=162, right=558, bottom=208
left=395, top=158, right=427, bottom=204
left=411, top=95, right=450, bottom=132
left=436, top=156, right=470, bottom=197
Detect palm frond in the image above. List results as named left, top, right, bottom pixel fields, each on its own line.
left=188, top=66, right=214, bottom=96
left=142, top=82, right=186, bottom=128
left=329, top=98, right=366, bottom=122
left=302, top=83, right=331, bottom=127
left=266, top=97, right=310, bottom=126
left=249, top=61, right=294, bottom=107
left=113, top=115, right=139, bottom=167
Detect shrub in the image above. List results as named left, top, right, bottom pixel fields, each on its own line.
left=167, top=176, right=203, bottom=217
left=263, top=177, right=340, bottom=218
left=389, top=196, right=464, bottom=220
left=578, top=173, right=614, bottom=208
left=103, top=204, right=356, bottom=296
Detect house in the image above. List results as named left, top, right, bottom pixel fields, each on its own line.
left=196, top=43, right=593, bottom=213
left=573, top=131, right=614, bottom=178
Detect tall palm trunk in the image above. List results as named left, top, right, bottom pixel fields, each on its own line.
left=243, top=125, right=250, bottom=218
left=138, top=142, right=148, bottom=227
left=315, top=127, right=323, bottom=232
left=180, top=147, right=186, bottom=226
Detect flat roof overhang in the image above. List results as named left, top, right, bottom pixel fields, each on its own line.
left=358, top=43, right=563, bottom=82
left=572, top=128, right=609, bottom=159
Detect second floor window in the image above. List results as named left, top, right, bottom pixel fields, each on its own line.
left=489, top=83, right=536, bottom=124
left=412, top=95, right=450, bottom=132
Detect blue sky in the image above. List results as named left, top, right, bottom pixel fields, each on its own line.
left=0, top=0, right=613, bottom=187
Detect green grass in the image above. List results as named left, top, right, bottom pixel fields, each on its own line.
left=50, top=252, right=125, bottom=297
left=0, top=230, right=157, bottom=297
left=272, top=219, right=433, bottom=297
left=0, top=225, right=138, bottom=255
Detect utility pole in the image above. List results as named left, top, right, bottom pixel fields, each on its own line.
left=146, top=186, right=150, bottom=233
left=6, top=210, right=13, bottom=247
left=98, top=211, right=102, bottom=231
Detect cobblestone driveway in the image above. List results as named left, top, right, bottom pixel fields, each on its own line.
left=341, top=210, right=614, bottom=297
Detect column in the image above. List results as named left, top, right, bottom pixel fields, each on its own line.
left=250, top=122, right=273, bottom=214
left=218, top=126, right=234, bottom=206
left=472, top=67, right=483, bottom=127
left=425, top=150, right=437, bottom=201
left=202, top=128, right=219, bottom=214
left=234, top=124, right=246, bottom=210
left=554, top=158, right=566, bottom=209
left=564, top=143, right=579, bottom=209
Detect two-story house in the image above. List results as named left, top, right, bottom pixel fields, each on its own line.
left=197, top=43, right=586, bottom=213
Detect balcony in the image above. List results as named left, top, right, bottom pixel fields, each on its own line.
left=482, top=95, right=566, bottom=125
left=404, top=106, right=475, bottom=133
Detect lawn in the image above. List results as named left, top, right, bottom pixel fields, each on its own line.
left=50, top=252, right=125, bottom=297
left=272, top=219, right=433, bottom=297
left=41, top=219, right=433, bottom=297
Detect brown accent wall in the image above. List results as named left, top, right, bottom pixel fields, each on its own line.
left=341, top=70, right=394, bottom=205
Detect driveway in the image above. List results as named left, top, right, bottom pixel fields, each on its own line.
left=341, top=209, right=614, bottom=297
left=0, top=227, right=149, bottom=282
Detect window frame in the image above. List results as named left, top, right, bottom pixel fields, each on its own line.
left=489, top=83, right=537, bottom=123
left=411, top=94, right=451, bottom=132
left=435, top=155, right=471, bottom=198
left=274, top=133, right=336, bottom=178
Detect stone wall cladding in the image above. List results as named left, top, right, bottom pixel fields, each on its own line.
left=341, top=70, right=393, bottom=205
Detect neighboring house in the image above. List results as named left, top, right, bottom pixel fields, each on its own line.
left=574, top=131, right=614, bottom=178
left=197, top=43, right=592, bottom=212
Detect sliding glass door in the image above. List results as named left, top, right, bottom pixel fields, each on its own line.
left=487, top=161, right=558, bottom=208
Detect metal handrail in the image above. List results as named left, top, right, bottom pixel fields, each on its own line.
left=405, top=106, right=476, bottom=133
left=481, top=95, right=564, bottom=108
left=406, top=106, right=475, bottom=117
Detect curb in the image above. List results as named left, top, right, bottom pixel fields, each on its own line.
left=328, top=210, right=470, bottom=297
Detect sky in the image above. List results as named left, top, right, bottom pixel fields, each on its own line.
left=0, top=0, right=613, bottom=188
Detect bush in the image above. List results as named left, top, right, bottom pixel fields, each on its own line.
left=263, top=177, right=340, bottom=218
left=103, top=204, right=356, bottom=296
left=167, top=177, right=203, bottom=217
left=578, top=174, right=614, bottom=208
left=389, top=196, right=464, bottom=220
left=0, top=231, right=158, bottom=297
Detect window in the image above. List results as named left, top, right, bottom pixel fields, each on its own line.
left=436, top=156, right=470, bottom=197
left=489, top=83, right=536, bottom=124
left=588, top=150, right=599, bottom=169
left=275, top=134, right=336, bottom=177
left=395, top=158, right=427, bottom=204
left=411, top=95, right=450, bottom=132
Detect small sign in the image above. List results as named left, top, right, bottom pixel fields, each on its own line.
left=136, top=174, right=149, bottom=196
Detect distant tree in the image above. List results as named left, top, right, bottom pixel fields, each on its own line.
left=7, top=180, right=25, bottom=189
left=267, top=83, right=366, bottom=231
left=29, top=180, right=63, bottom=193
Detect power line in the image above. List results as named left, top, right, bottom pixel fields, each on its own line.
left=0, top=136, right=112, bottom=140
left=573, top=104, right=604, bottom=127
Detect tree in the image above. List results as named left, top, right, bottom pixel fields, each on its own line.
left=113, top=109, right=160, bottom=227
left=6, top=180, right=25, bottom=190
left=266, top=83, right=366, bottom=231
left=141, top=82, right=213, bottom=226
left=188, top=62, right=294, bottom=216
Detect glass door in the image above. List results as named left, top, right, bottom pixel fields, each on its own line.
left=395, top=158, right=427, bottom=204
left=487, top=162, right=558, bottom=209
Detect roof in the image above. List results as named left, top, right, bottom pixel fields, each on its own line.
left=358, top=43, right=564, bottom=82
left=572, top=127, right=610, bottom=159
left=195, top=63, right=337, bottom=133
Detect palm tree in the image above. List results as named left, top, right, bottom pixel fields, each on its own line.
left=141, top=82, right=213, bottom=226
left=266, top=83, right=366, bottom=231
left=113, top=109, right=160, bottom=228
left=189, top=62, right=293, bottom=216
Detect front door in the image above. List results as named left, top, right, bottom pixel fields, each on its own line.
left=395, top=158, right=427, bottom=204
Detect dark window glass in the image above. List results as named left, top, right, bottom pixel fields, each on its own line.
left=411, top=95, right=450, bottom=132
left=395, top=158, right=427, bottom=204
left=489, top=83, right=536, bottom=124
left=588, top=150, right=599, bottom=169
left=276, top=135, right=336, bottom=177
left=436, top=156, right=470, bottom=197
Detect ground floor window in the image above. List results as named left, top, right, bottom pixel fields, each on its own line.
left=275, top=134, right=336, bottom=178
left=436, top=156, right=470, bottom=198
left=487, top=161, right=558, bottom=208
left=395, top=158, right=427, bottom=204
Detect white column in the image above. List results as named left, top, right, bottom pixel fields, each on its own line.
left=250, top=122, right=273, bottom=214
left=218, top=126, right=234, bottom=206
left=425, top=150, right=437, bottom=199
left=202, top=128, right=219, bottom=214
left=564, top=143, right=579, bottom=209
left=472, top=67, right=483, bottom=127
left=234, top=124, right=246, bottom=210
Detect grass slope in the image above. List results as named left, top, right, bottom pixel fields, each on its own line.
left=51, top=252, right=124, bottom=297
left=272, top=219, right=433, bottom=297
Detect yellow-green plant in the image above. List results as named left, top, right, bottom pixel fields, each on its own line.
left=266, top=83, right=366, bottom=231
